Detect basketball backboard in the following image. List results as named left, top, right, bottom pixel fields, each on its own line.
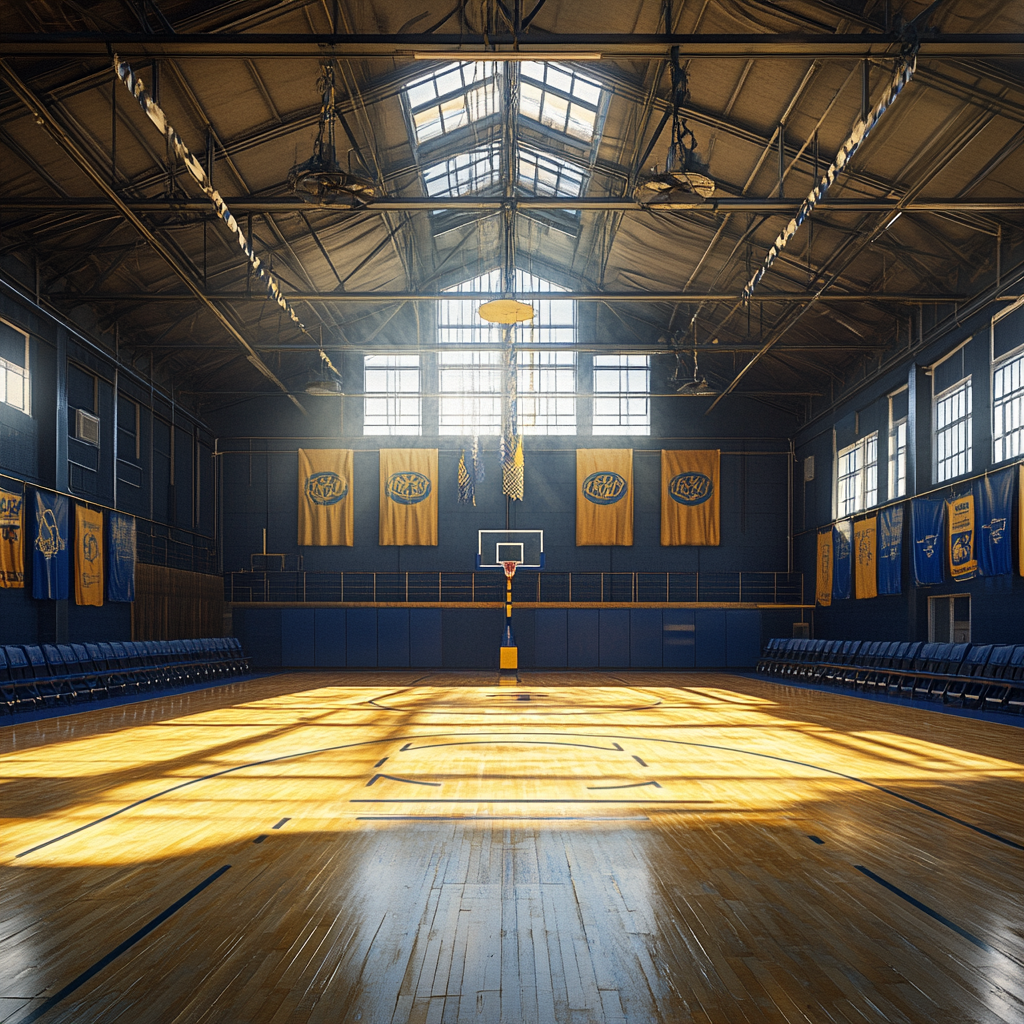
left=477, top=530, right=544, bottom=569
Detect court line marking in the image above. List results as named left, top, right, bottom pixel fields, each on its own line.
left=855, top=865, right=1023, bottom=966
left=271, top=817, right=290, bottom=829
left=399, top=739, right=625, bottom=752
left=586, top=780, right=662, bottom=790
left=14, top=729, right=1020, bottom=857
left=13, top=865, right=231, bottom=1024
left=356, top=816, right=651, bottom=821
left=252, top=835, right=268, bottom=844
left=366, top=773, right=441, bottom=788
left=351, top=799, right=714, bottom=804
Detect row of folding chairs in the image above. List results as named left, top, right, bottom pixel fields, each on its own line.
left=1, top=638, right=250, bottom=714
left=757, top=638, right=1024, bottom=714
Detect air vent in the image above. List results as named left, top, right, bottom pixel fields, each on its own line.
left=76, top=409, right=100, bottom=446
left=803, top=456, right=815, bottom=482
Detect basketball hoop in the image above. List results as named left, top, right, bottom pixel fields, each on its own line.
left=502, top=560, right=520, bottom=580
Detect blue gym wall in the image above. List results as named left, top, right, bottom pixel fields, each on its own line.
left=205, top=348, right=799, bottom=667
left=0, top=284, right=215, bottom=645
left=794, top=292, right=1024, bottom=645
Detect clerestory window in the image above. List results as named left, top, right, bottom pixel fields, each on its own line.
left=438, top=269, right=576, bottom=435
left=519, top=61, right=602, bottom=143
left=403, top=62, right=499, bottom=145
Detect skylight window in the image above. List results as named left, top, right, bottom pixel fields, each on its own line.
left=518, top=146, right=586, bottom=198
left=423, top=144, right=500, bottom=199
left=403, top=62, right=499, bottom=144
left=520, top=62, right=601, bottom=142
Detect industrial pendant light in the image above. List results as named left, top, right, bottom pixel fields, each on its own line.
left=288, top=63, right=377, bottom=205
left=635, top=47, right=715, bottom=209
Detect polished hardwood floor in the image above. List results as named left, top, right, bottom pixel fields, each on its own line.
left=1, top=672, right=1021, bottom=1023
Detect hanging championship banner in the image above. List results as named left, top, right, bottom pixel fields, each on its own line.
left=0, top=488, right=25, bottom=588
left=947, top=493, right=977, bottom=581
left=577, top=450, right=633, bottom=546
left=815, top=530, right=833, bottom=607
left=854, top=517, right=877, bottom=599
left=877, top=504, right=903, bottom=595
left=32, top=491, right=69, bottom=600
left=380, top=449, right=438, bottom=546
left=911, top=497, right=945, bottom=585
left=832, top=520, right=852, bottom=600
left=75, top=505, right=104, bottom=606
left=976, top=468, right=1014, bottom=577
left=298, top=449, right=354, bottom=546
left=108, top=511, right=136, bottom=602
left=661, top=450, right=720, bottom=546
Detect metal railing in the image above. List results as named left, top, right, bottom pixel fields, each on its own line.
left=225, top=570, right=804, bottom=605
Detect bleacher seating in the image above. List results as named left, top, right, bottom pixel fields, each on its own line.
left=0, top=638, right=250, bottom=715
left=756, top=638, right=1024, bottom=716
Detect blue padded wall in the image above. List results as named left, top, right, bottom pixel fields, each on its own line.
left=599, top=609, right=630, bottom=667
left=410, top=608, right=442, bottom=667
left=378, top=608, right=410, bottom=667
left=629, top=609, right=662, bottom=668
left=695, top=610, right=727, bottom=667
left=726, top=610, right=762, bottom=667
left=315, top=609, right=346, bottom=667
left=662, top=610, right=695, bottom=668
left=347, top=608, right=377, bottom=667
left=535, top=609, right=567, bottom=668
left=281, top=609, right=315, bottom=667
left=567, top=609, right=599, bottom=667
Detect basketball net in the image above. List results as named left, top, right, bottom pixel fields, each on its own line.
left=502, top=560, right=520, bottom=580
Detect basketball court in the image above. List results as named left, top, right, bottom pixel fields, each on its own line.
left=2, top=672, right=1020, bottom=1023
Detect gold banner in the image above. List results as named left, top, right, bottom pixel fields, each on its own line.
left=380, top=449, right=438, bottom=546
left=661, top=450, right=720, bottom=546
left=75, top=504, right=104, bottom=606
left=576, top=449, right=633, bottom=546
left=816, top=530, right=833, bottom=607
left=0, top=488, right=25, bottom=588
left=948, top=493, right=977, bottom=580
left=854, top=517, right=877, bottom=599
left=298, top=449, right=354, bottom=546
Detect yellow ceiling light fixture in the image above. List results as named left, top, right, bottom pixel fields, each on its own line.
left=478, top=299, right=535, bottom=324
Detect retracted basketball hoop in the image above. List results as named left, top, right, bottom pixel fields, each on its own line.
left=477, top=531, right=543, bottom=685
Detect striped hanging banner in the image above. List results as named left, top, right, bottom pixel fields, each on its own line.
left=112, top=56, right=340, bottom=379
left=500, top=328, right=523, bottom=501
left=742, top=54, right=916, bottom=299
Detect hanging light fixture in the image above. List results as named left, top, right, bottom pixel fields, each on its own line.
left=304, top=334, right=345, bottom=396
left=288, top=63, right=377, bottom=205
left=635, top=47, right=715, bottom=209
left=478, top=299, right=535, bottom=324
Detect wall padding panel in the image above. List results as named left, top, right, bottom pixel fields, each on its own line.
left=566, top=609, right=599, bottom=668
left=629, top=609, right=662, bottom=668
left=695, top=610, right=727, bottom=667
left=378, top=609, right=410, bottom=668
left=534, top=609, right=567, bottom=668
left=410, top=609, right=442, bottom=667
left=281, top=609, right=315, bottom=667
left=314, top=609, right=346, bottom=667
left=662, top=610, right=695, bottom=669
left=347, top=608, right=378, bottom=667
left=726, top=610, right=762, bottom=668
left=599, top=609, right=630, bottom=667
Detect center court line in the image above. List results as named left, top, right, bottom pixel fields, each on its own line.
left=15, top=729, right=1018, bottom=856
left=14, top=865, right=231, bottom=1024
left=854, top=865, right=1024, bottom=967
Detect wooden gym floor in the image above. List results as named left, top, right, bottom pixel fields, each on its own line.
left=1, top=673, right=1021, bottom=1024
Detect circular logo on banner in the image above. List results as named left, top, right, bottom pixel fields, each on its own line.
left=669, top=472, right=713, bottom=505
left=581, top=472, right=628, bottom=505
left=305, top=472, right=349, bottom=506
left=387, top=471, right=432, bottom=505
left=83, top=533, right=100, bottom=562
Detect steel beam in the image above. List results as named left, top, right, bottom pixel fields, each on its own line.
left=0, top=58, right=306, bottom=414
left=0, top=32, right=1019, bottom=59
left=45, top=291, right=969, bottom=303
left=4, top=195, right=1022, bottom=214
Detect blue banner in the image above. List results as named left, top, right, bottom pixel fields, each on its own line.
left=911, top=497, right=945, bottom=585
left=976, top=468, right=1015, bottom=577
left=878, top=504, right=904, bottom=595
left=832, top=520, right=852, bottom=600
left=32, top=491, right=69, bottom=600
left=107, top=511, right=136, bottom=602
